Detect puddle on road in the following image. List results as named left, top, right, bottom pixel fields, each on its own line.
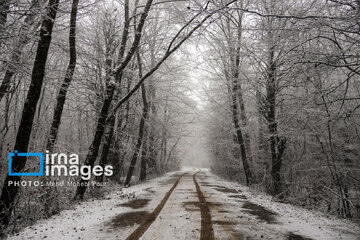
left=228, top=194, right=247, bottom=200
left=213, top=186, right=240, bottom=194
left=212, top=220, right=234, bottom=226
left=287, top=232, right=313, bottom=240
left=118, top=199, right=150, bottom=209
left=182, top=201, right=200, bottom=212
left=106, top=211, right=150, bottom=229
left=183, top=201, right=200, bottom=211
left=144, top=188, right=155, bottom=194
left=201, top=184, right=222, bottom=187
left=242, top=201, right=277, bottom=223
left=159, top=177, right=177, bottom=185
left=183, top=201, right=223, bottom=212
left=218, top=210, right=229, bottom=213
left=200, top=181, right=210, bottom=185
left=178, top=188, right=193, bottom=191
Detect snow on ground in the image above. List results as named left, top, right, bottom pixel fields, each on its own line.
left=140, top=170, right=201, bottom=239
left=6, top=167, right=360, bottom=240
left=6, top=169, right=192, bottom=240
left=199, top=170, right=360, bottom=240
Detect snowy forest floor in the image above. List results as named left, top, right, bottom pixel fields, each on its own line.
left=6, top=167, right=360, bottom=240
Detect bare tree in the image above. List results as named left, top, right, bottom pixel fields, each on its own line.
left=0, top=0, right=60, bottom=226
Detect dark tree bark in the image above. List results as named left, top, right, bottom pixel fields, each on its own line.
left=136, top=50, right=149, bottom=182
left=0, top=0, right=9, bottom=38
left=227, top=9, right=253, bottom=186
left=146, top=26, right=158, bottom=175
left=74, top=84, right=115, bottom=197
left=94, top=14, right=118, bottom=183
left=237, top=83, right=253, bottom=164
left=95, top=58, right=119, bottom=184
left=139, top=129, right=148, bottom=182
left=160, top=102, right=168, bottom=172
left=96, top=115, right=115, bottom=183
left=266, top=45, right=287, bottom=196
left=147, top=108, right=158, bottom=173
left=124, top=84, right=148, bottom=186
left=231, top=77, right=252, bottom=186
left=125, top=50, right=148, bottom=185
left=0, top=0, right=60, bottom=226
left=46, top=0, right=79, bottom=152
left=75, top=0, right=153, bottom=199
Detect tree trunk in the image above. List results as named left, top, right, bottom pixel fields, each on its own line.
left=237, top=83, right=253, bottom=166
left=222, top=3, right=252, bottom=186
left=160, top=102, right=168, bottom=172
left=231, top=81, right=252, bottom=186
left=124, top=84, right=148, bottom=186
left=46, top=0, right=79, bottom=152
left=97, top=115, right=115, bottom=183
left=0, top=0, right=60, bottom=226
left=94, top=17, right=117, bottom=183
left=231, top=16, right=252, bottom=186
left=136, top=49, right=149, bottom=182
left=74, top=84, right=115, bottom=198
left=139, top=129, right=148, bottom=182
left=266, top=45, right=286, bottom=196
left=74, top=0, right=153, bottom=199
left=125, top=49, right=148, bottom=185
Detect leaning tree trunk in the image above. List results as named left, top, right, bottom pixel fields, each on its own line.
left=230, top=33, right=252, bottom=185
left=231, top=78, right=252, bottom=186
left=124, top=84, right=148, bottom=186
left=223, top=4, right=252, bottom=186
left=94, top=18, right=118, bottom=183
left=75, top=0, right=153, bottom=199
left=42, top=0, right=78, bottom=217
left=74, top=85, right=116, bottom=198
left=0, top=0, right=60, bottom=226
left=136, top=50, right=149, bottom=182
left=125, top=50, right=148, bottom=185
left=46, top=0, right=79, bottom=152
left=234, top=1, right=253, bottom=169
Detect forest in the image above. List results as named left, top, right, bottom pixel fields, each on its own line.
left=0, top=0, right=359, bottom=237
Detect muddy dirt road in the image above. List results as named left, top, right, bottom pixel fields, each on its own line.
left=8, top=168, right=360, bottom=240
left=121, top=169, right=309, bottom=240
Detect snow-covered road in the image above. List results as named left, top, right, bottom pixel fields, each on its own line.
left=7, top=168, right=360, bottom=240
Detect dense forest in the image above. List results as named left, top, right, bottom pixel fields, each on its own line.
left=0, top=0, right=359, bottom=235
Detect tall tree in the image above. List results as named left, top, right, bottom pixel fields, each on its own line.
left=46, top=0, right=79, bottom=152
left=124, top=49, right=148, bottom=186
left=0, top=0, right=60, bottom=226
left=124, top=83, right=148, bottom=186
left=74, top=0, right=153, bottom=199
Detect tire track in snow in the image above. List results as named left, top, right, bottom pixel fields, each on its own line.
left=193, top=171, right=215, bottom=240
left=125, top=172, right=187, bottom=240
